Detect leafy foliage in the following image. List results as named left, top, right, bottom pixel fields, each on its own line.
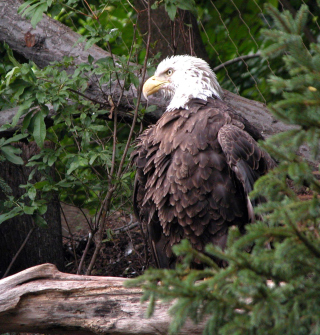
left=0, top=0, right=156, bottom=273
left=127, top=5, right=320, bottom=334
left=0, top=48, right=141, bottom=213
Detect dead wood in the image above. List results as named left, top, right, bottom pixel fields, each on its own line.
left=0, top=263, right=206, bottom=334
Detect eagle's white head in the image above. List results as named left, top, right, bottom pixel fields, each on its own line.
left=143, top=55, right=224, bottom=112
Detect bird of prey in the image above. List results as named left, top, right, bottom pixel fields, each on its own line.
left=131, top=55, right=275, bottom=268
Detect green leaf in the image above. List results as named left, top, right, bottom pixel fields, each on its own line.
left=3, top=43, right=21, bottom=68
left=33, top=214, right=47, bottom=227
left=89, top=153, right=99, bottom=165
left=34, top=180, right=49, bottom=189
left=23, top=206, right=36, bottom=215
left=28, top=187, right=37, bottom=201
left=85, top=37, right=101, bottom=50
left=145, top=105, right=157, bottom=113
left=31, top=3, right=48, bottom=28
left=88, top=54, right=94, bottom=64
left=66, top=157, right=88, bottom=175
left=33, top=110, right=46, bottom=148
left=21, top=111, right=34, bottom=132
left=0, top=207, right=22, bottom=224
left=49, top=3, right=62, bottom=17
left=176, top=0, right=195, bottom=12
left=38, top=204, right=47, bottom=215
left=1, top=146, right=24, bottom=165
left=47, top=155, right=57, bottom=167
left=12, top=98, right=34, bottom=127
left=3, top=133, right=28, bottom=145
left=165, top=2, right=177, bottom=21
left=4, top=67, right=20, bottom=87
left=129, top=73, right=140, bottom=89
left=18, top=0, right=36, bottom=15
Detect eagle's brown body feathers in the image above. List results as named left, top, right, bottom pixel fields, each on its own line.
left=132, top=97, right=275, bottom=268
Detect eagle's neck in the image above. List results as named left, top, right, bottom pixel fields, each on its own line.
left=165, top=73, right=223, bottom=112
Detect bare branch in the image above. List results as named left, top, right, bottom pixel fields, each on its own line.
left=2, top=226, right=35, bottom=279
left=213, top=52, right=261, bottom=72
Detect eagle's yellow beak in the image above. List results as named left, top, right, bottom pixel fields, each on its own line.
left=142, top=76, right=169, bottom=100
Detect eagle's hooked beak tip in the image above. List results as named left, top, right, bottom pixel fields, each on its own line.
left=143, top=90, right=148, bottom=101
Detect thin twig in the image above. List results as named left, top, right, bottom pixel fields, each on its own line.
left=213, top=52, right=261, bottom=72
left=117, top=23, right=138, bottom=108
left=86, top=185, right=116, bottom=275
left=83, top=0, right=98, bottom=20
left=110, top=101, right=118, bottom=178
left=113, top=215, right=140, bottom=234
left=284, top=211, right=320, bottom=259
left=60, top=203, right=78, bottom=269
left=77, top=232, right=93, bottom=274
left=116, top=0, right=152, bottom=179
left=2, top=225, right=35, bottom=278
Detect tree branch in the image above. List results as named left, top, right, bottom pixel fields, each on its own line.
left=213, top=52, right=261, bottom=72
left=2, top=226, right=35, bottom=278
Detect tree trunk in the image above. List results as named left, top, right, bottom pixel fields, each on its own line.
left=0, top=142, right=64, bottom=277
left=135, top=0, right=210, bottom=62
left=0, top=263, right=206, bottom=334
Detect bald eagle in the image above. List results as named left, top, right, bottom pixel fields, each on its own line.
left=132, top=55, right=275, bottom=268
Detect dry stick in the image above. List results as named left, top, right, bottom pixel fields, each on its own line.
left=109, top=108, right=118, bottom=178
left=86, top=185, right=116, bottom=275
left=139, top=218, right=149, bottom=268
left=77, top=232, right=93, bottom=274
left=77, top=206, right=93, bottom=232
left=60, top=203, right=78, bottom=269
left=114, top=222, right=140, bottom=234
left=2, top=226, right=35, bottom=278
left=213, top=53, right=261, bottom=72
left=116, top=1, right=152, bottom=179
left=117, top=23, right=138, bottom=108
left=87, top=100, right=118, bottom=274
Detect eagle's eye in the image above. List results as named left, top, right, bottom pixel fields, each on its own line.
left=167, top=69, right=173, bottom=76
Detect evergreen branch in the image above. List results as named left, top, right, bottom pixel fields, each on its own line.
left=280, top=0, right=315, bottom=42
left=284, top=211, right=320, bottom=259
left=265, top=4, right=292, bottom=33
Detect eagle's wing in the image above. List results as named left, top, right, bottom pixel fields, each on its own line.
left=132, top=129, right=176, bottom=269
left=217, top=124, right=276, bottom=220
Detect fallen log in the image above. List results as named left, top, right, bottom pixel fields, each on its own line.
left=0, top=263, right=205, bottom=334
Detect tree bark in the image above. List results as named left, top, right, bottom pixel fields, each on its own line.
left=0, top=263, right=206, bottom=334
left=0, top=0, right=113, bottom=68
left=135, top=0, right=210, bottom=62
left=0, top=142, right=64, bottom=277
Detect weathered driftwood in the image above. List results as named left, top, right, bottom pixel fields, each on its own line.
left=0, top=263, right=206, bottom=334
left=0, top=0, right=295, bottom=138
